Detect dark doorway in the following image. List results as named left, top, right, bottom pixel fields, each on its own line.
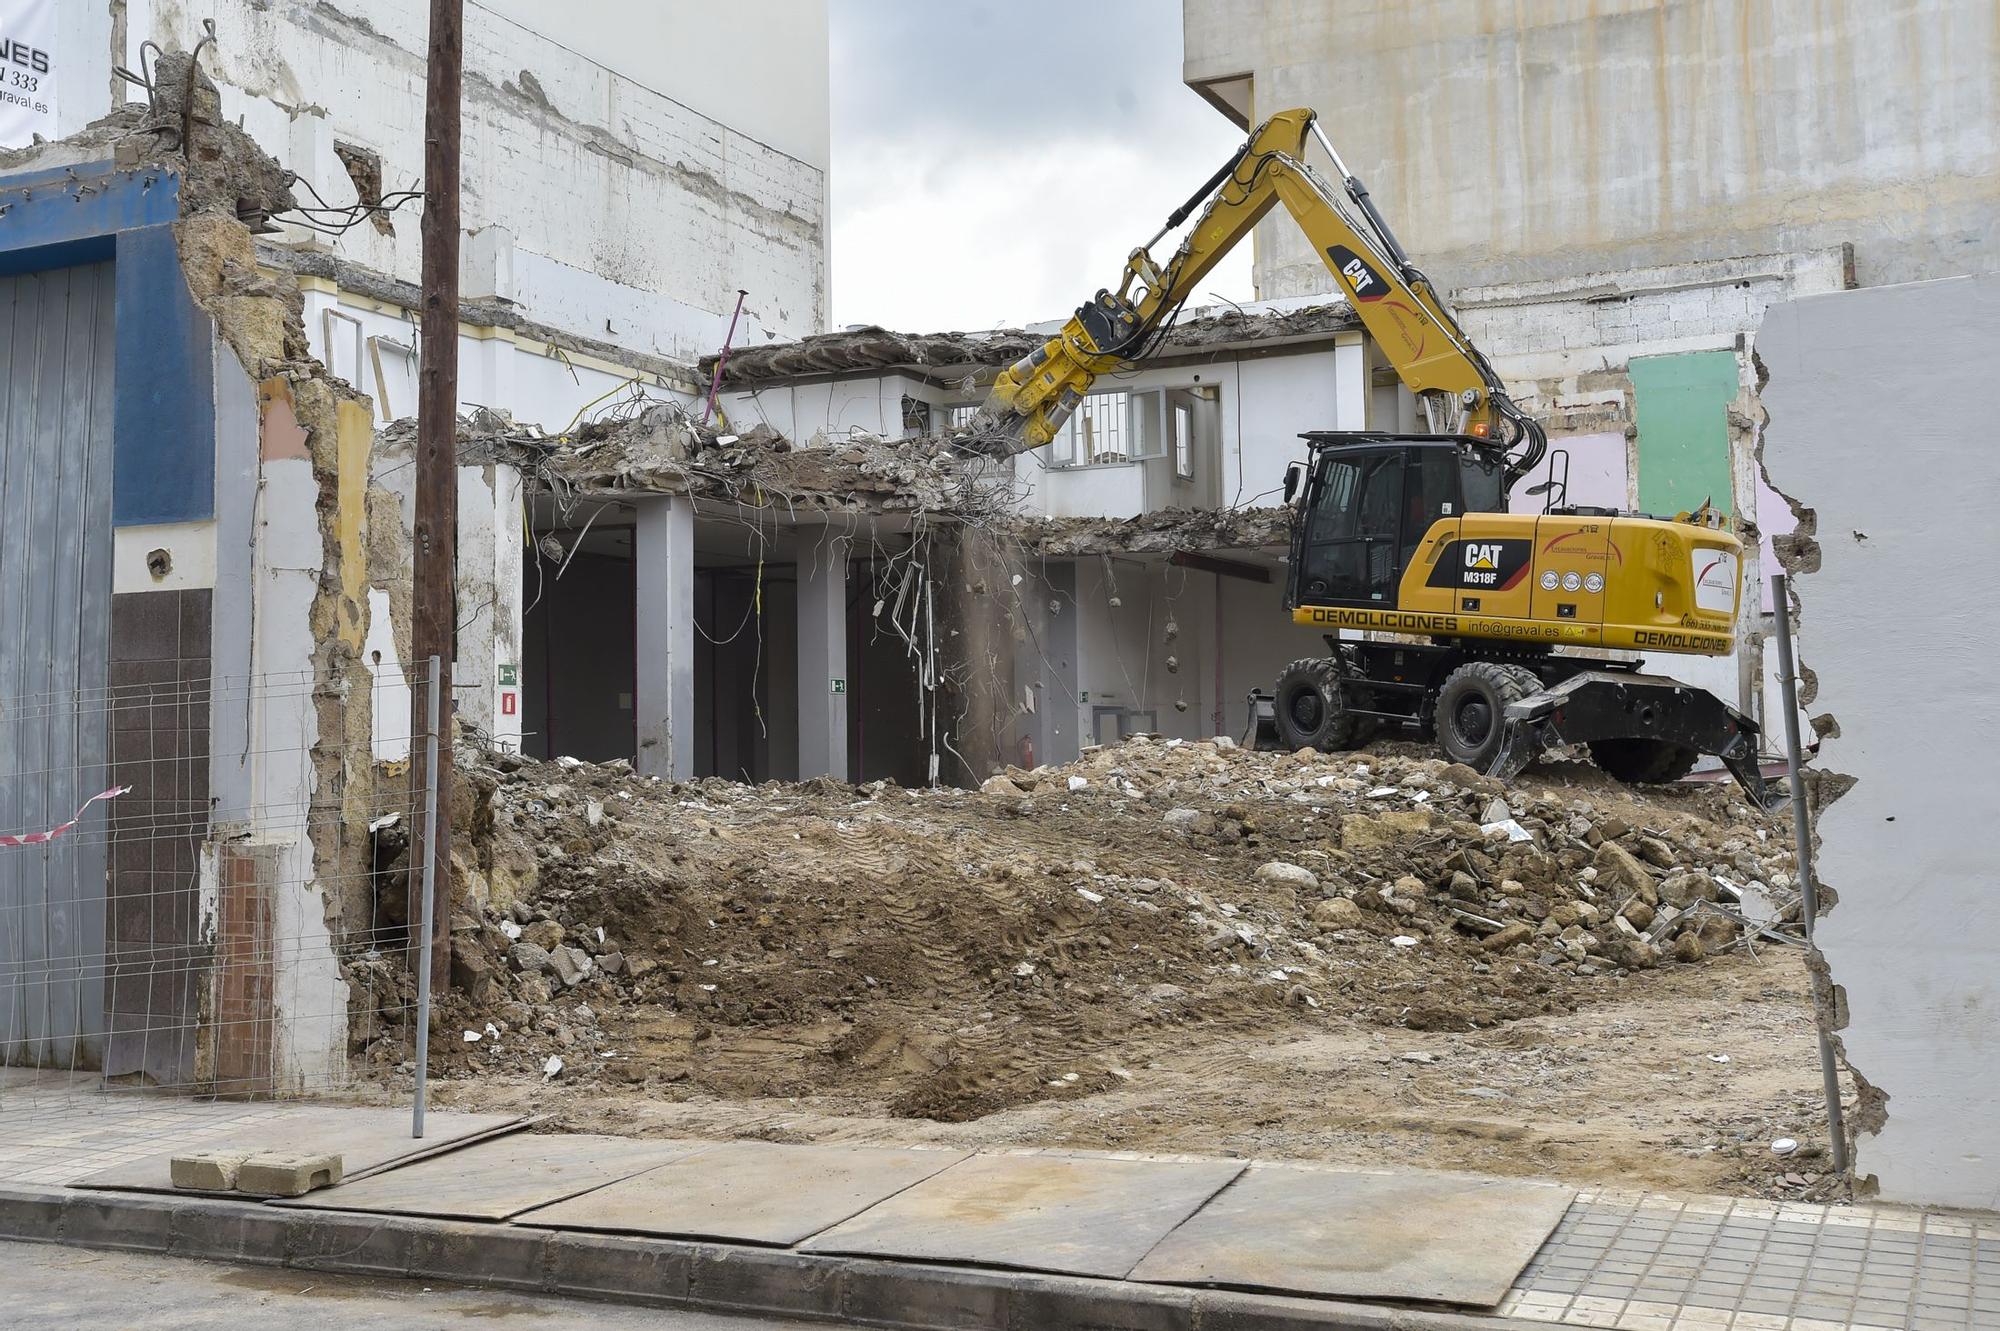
left=522, top=530, right=636, bottom=762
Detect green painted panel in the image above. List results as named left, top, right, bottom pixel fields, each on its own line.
left=1630, top=351, right=1738, bottom=516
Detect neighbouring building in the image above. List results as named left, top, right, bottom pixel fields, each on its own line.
left=1181, top=0, right=2000, bottom=732
left=1177, top=0, right=2000, bottom=1209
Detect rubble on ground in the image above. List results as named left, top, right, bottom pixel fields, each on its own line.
left=373, top=737, right=1795, bottom=1124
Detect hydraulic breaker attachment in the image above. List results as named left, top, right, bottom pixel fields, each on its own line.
left=1487, top=670, right=1787, bottom=811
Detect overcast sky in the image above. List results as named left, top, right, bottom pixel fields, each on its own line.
left=827, top=0, right=1255, bottom=332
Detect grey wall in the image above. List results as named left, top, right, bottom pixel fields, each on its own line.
left=1184, top=0, right=2000, bottom=295
left=1759, top=271, right=2000, bottom=1209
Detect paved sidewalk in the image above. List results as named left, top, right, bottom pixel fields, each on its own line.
left=1503, top=1188, right=1998, bottom=1331
left=2, top=1087, right=1995, bottom=1331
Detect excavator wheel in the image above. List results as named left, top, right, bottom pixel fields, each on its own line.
left=1587, top=738, right=1701, bottom=785
left=1434, top=661, right=1542, bottom=773
left=1273, top=656, right=1355, bottom=753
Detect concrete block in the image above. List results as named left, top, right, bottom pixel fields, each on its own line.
left=286, top=1212, right=416, bottom=1277
left=545, top=1232, right=692, bottom=1304
left=407, top=1219, right=551, bottom=1291
left=235, top=1151, right=343, bottom=1197
left=61, top=1194, right=175, bottom=1252
left=169, top=1150, right=252, bottom=1191
left=167, top=1198, right=291, bottom=1264
left=690, top=1244, right=846, bottom=1320
left=0, top=1186, right=66, bottom=1243
left=1004, top=1272, right=1195, bottom=1331
left=841, top=1259, right=1010, bottom=1330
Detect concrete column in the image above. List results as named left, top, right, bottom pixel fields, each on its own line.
left=1014, top=559, right=1079, bottom=769
left=634, top=497, right=695, bottom=779
left=795, top=535, right=849, bottom=780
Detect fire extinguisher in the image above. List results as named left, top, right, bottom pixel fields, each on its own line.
left=1017, top=735, right=1035, bottom=769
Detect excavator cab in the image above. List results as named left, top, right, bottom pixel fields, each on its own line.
left=1284, top=434, right=1507, bottom=611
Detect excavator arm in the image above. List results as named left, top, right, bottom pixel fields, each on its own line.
left=974, top=107, right=1546, bottom=482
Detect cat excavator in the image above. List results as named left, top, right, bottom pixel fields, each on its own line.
left=973, top=107, right=1776, bottom=805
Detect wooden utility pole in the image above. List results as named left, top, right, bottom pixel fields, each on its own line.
left=409, top=0, right=463, bottom=984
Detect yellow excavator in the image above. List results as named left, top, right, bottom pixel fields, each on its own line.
left=974, top=107, right=1774, bottom=803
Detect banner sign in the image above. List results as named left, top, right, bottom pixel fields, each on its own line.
left=0, top=0, right=58, bottom=148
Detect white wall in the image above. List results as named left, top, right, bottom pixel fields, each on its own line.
left=1760, top=272, right=2000, bottom=1210
left=469, top=0, right=829, bottom=172
left=301, top=285, right=695, bottom=433
left=103, top=0, right=826, bottom=367
left=721, top=331, right=1365, bottom=522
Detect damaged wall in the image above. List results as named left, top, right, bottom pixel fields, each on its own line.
left=0, top=57, right=380, bottom=1090
left=1759, top=272, right=2000, bottom=1210
left=48, top=0, right=825, bottom=442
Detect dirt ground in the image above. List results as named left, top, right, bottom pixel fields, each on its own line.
left=412, top=740, right=1842, bottom=1202
left=433, top=947, right=1836, bottom=1200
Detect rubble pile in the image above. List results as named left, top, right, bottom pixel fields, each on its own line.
left=388, top=737, right=1794, bottom=1124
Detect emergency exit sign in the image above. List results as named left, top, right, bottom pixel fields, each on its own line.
left=830, top=678, right=847, bottom=694
left=498, top=664, right=518, bottom=686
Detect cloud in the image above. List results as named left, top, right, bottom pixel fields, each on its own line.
left=829, top=0, right=1254, bottom=331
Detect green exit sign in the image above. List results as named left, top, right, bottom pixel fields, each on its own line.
left=497, top=664, right=518, bottom=687
left=830, top=678, right=847, bottom=694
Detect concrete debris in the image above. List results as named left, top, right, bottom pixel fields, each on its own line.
left=1025, top=505, right=1291, bottom=556
left=702, top=303, right=1360, bottom=389
left=395, top=735, right=1796, bottom=1127
left=0, top=50, right=296, bottom=224
left=410, top=404, right=1009, bottom=519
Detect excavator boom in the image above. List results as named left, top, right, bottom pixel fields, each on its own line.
left=973, top=108, right=1546, bottom=482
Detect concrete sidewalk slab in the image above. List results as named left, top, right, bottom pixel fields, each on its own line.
left=74, top=1107, right=523, bottom=1194
left=1130, top=1163, right=1574, bottom=1307
left=269, top=1133, right=710, bottom=1221
left=800, top=1150, right=1245, bottom=1279
left=517, top=1140, right=969, bottom=1246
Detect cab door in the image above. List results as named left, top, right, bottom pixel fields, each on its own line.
left=1294, top=449, right=1407, bottom=605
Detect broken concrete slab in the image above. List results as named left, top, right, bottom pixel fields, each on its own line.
left=167, top=1152, right=251, bottom=1192
left=234, top=1152, right=343, bottom=1198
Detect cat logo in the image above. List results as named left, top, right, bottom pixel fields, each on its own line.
left=1426, top=538, right=1532, bottom=591
left=1325, top=245, right=1387, bottom=302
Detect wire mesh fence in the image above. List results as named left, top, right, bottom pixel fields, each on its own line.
left=0, top=662, right=440, bottom=1169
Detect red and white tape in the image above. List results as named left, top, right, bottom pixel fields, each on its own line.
left=0, top=786, right=130, bottom=848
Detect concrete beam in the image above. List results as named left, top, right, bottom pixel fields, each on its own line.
left=634, top=497, right=694, bottom=780
left=795, top=534, right=849, bottom=780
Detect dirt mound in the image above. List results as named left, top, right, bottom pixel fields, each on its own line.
left=411, top=739, right=1794, bottom=1124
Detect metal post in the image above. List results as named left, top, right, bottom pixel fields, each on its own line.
left=702, top=289, right=749, bottom=426
left=1770, top=573, right=1849, bottom=1175
left=412, top=654, right=442, bottom=1140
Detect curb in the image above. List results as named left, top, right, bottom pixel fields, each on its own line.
left=0, top=1184, right=1541, bottom=1331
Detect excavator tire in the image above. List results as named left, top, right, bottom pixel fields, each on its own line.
left=1273, top=656, right=1355, bottom=753
left=1587, top=738, right=1701, bottom=785
left=1435, top=661, right=1542, bottom=772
